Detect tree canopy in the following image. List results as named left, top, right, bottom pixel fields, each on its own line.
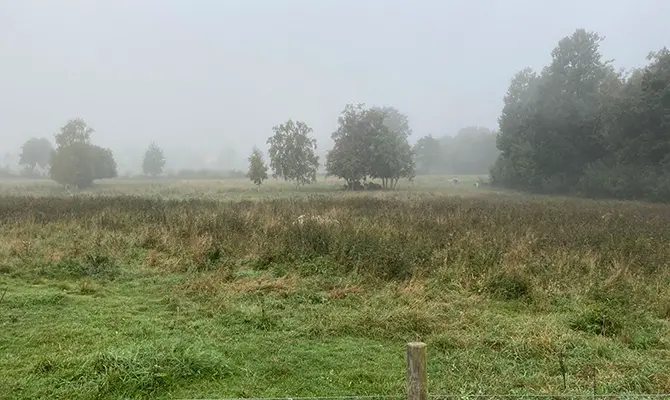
left=491, top=28, right=670, bottom=202
left=19, top=137, right=53, bottom=174
left=326, top=104, right=415, bottom=189
left=54, top=118, right=93, bottom=148
left=247, top=146, right=269, bottom=186
left=49, top=119, right=117, bottom=189
left=267, top=119, right=320, bottom=187
left=142, top=142, right=166, bottom=177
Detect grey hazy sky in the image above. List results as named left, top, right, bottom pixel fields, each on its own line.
left=2, top=0, right=669, bottom=159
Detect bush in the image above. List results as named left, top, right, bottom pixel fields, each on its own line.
left=50, top=143, right=117, bottom=188
left=569, top=303, right=625, bottom=337
left=485, top=270, right=533, bottom=301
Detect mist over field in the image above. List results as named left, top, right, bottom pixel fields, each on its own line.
left=2, top=0, right=668, bottom=174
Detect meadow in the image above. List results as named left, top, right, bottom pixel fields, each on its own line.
left=0, top=176, right=668, bottom=399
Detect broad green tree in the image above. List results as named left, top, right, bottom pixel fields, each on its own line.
left=49, top=119, right=117, bottom=189
left=54, top=118, right=93, bottom=148
left=247, top=146, right=269, bottom=187
left=492, top=29, right=614, bottom=192
left=490, top=28, right=670, bottom=202
left=19, top=137, right=53, bottom=174
left=267, top=119, right=320, bottom=188
left=326, top=103, right=414, bottom=189
left=326, top=104, right=377, bottom=189
left=142, top=142, right=166, bottom=177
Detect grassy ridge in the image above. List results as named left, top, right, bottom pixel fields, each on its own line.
left=0, top=191, right=669, bottom=399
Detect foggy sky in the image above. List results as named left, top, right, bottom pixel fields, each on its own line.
left=2, top=0, right=668, bottom=166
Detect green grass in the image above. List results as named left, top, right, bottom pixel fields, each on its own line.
left=0, top=177, right=668, bottom=399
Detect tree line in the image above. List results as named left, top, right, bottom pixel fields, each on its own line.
left=246, top=104, right=417, bottom=190
left=413, top=126, right=499, bottom=175
left=491, top=29, right=670, bottom=202
left=15, top=27, right=669, bottom=200
left=13, top=105, right=497, bottom=191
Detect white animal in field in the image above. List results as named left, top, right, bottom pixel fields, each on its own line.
left=451, top=177, right=460, bottom=184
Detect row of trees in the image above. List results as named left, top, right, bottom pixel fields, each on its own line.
left=413, top=126, right=499, bottom=175
left=17, top=120, right=170, bottom=188
left=246, top=104, right=416, bottom=190
left=491, top=29, right=670, bottom=202
left=18, top=125, right=169, bottom=186
left=32, top=119, right=118, bottom=188
left=16, top=107, right=417, bottom=190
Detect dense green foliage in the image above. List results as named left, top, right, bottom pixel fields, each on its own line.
left=491, top=29, right=670, bottom=202
left=19, top=137, right=54, bottom=175
left=326, top=104, right=415, bottom=189
left=267, top=120, right=320, bottom=187
left=0, top=184, right=668, bottom=398
left=414, top=127, right=499, bottom=175
left=49, top=120, right=117, bottom=188
left=247, top=146, right=269, bottom=186
left=141, top=142, right=166, bottom=177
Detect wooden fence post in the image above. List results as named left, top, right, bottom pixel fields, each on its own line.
left=406, top=342, right=427, bottom=400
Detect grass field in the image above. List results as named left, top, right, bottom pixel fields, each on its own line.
left=0, top=176, right=669, bottom=399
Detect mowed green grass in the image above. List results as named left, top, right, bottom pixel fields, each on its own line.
left=0, top=177, right=668, bottom=399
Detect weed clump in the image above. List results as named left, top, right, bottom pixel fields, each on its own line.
left=84, top=345, right=232, bottom=397
left=43, top=254, right=120, bottom=281
left=485, top=270, right=533, bottom=301
left=569, top=303, right=625, bottom=337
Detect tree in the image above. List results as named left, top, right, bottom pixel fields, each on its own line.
left=376, top=106, right=412, bottom=138
left=19, top=137, right=53, bottom=174
left=49, top=119, right=117, bottom=189
left=142, top=142, right=166, bottom=177
left=443, top=127, right=499, bottom=175
left=490, top=28, right=670, bottom=202
left=55, top=118, right=93, bottom=148
left=491, top=29, right=614, bottom=193
left=327, top=104, right=378, bottom=189
left=413, top=135, right=441, bottom=174
left=490, top=67, right=542, bottom=188
left=368, top=123, right=415, bottom=189
left=578, top=47, right=670, bottom=200
left=247, top=146, right=269, bottom=187
left=91, top=146, right=118, bottom=180
left=267, top=119, right=320, bottom=187
left=326, top=103, right=415, bottom=189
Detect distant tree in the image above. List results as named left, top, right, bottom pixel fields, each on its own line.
left=50, top=142, right=117, bottom=188
left=368, top=121, right=415, bottom=188
left=247, top=146, right=269, bottom=187
left=91, top=146, right=118, bottom=180
left=326, top=103, right=414, bottom=189
left=142, top=142, right=166, bottom=177
left=19, top=137, right=53, bottom=174
left=413, top=135, right=441, bottom=174
left=442, top=127, right=499, bottom=175
left=267, top=119, right=320, bottom=188
left=326, top=104, right=377, bottom=189
left=54, top=118, right=93, bottom=148
left=49, top=119, right=117, bottom=189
